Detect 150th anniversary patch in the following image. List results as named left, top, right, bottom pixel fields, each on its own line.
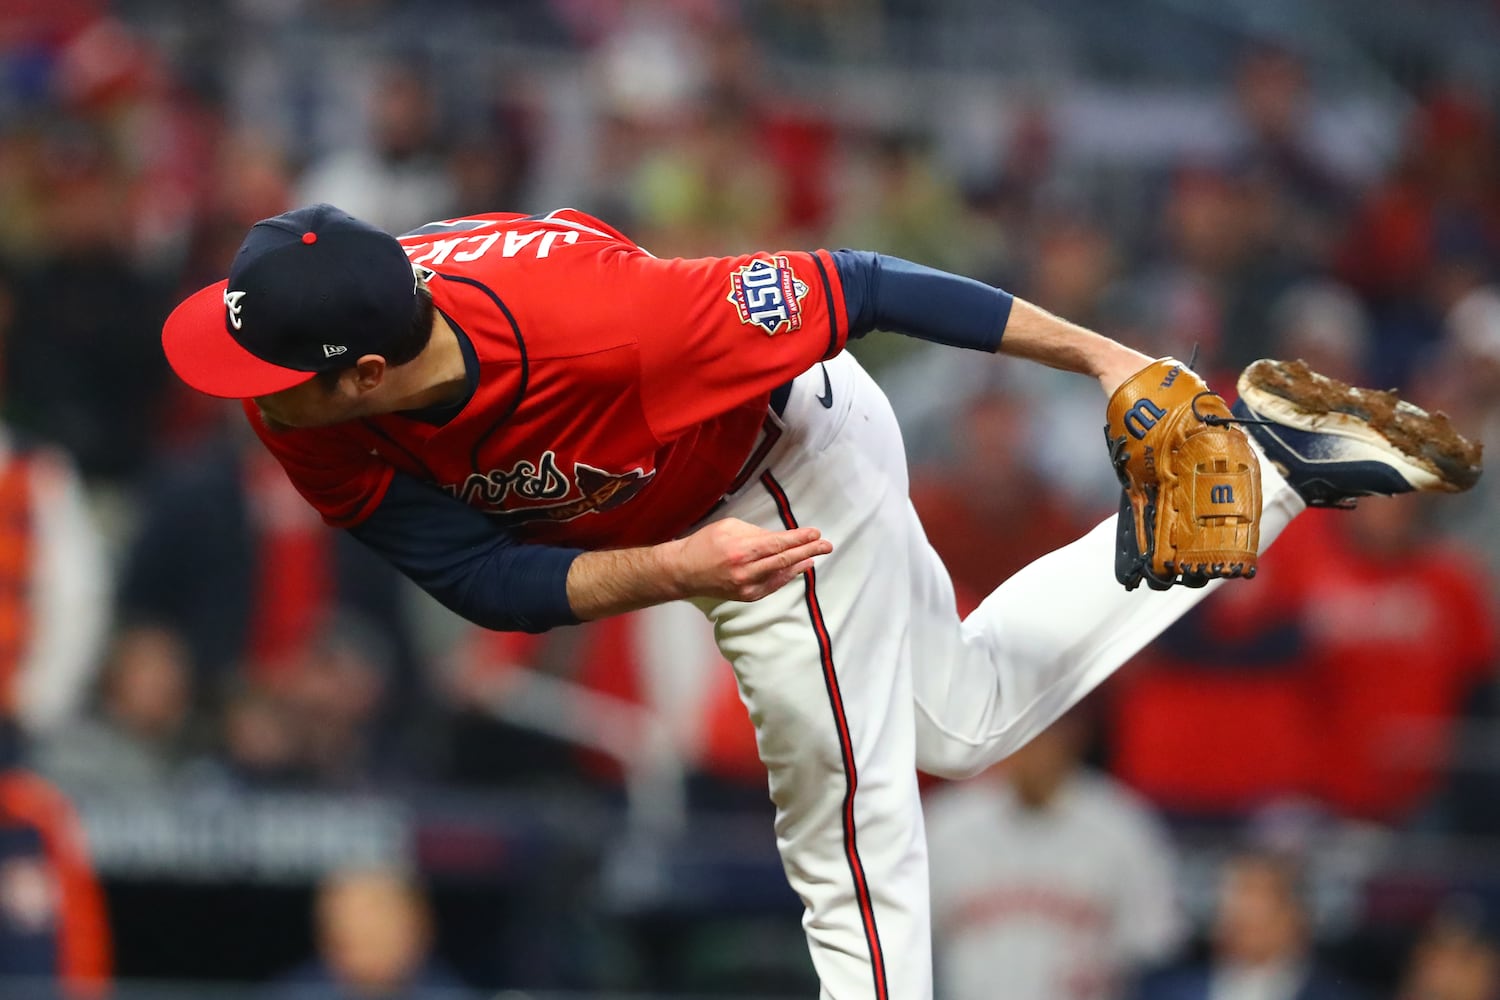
left=727, top=256, right=810, bottom=336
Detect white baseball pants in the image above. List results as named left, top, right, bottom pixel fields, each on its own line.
left=691, top=351, right=1305, bottom=999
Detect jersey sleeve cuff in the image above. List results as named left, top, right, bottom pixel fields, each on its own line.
left=814, top=249, right=851, bottom=360
left=831, top=250, right=1012, bottom=352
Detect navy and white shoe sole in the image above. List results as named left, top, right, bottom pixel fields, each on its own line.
left=1232, top=359, right=1483, bottom=507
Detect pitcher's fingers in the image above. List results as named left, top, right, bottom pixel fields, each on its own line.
left=746, top=558, right=819, bottom=600
left=771, top=557, right=819, bottom=589
left=787, top=556, right=819, bottom=577
left=746, top=526, right=823, bottom=561
left=751, top=537, right=832, bottom=575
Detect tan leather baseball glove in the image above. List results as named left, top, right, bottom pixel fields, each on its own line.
left=1105, top=357, right=1261, bottom=590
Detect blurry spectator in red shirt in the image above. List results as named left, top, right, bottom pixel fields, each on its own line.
left=1305, top=498, right=1495, bottom=821
left=1114, top=497, right=1495, bottom=825
left=1108, top=286, right=1492, bottom=825
left=1107, top=282, right=1357, bottom=815
left=0, top=285, right=110, bottom=740
left=1110, top=513, right=1329, bottom=816
left=0, top=256, right=114, bottom=999
left=909, top=384, right=1088, bottom=613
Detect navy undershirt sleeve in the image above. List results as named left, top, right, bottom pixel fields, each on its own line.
left=831, top=250, right=1013, bottom=352
left=348, top=472, right=583, bottom=633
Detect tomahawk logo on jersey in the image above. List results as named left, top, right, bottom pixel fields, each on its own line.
left=250, top=209, right=851, bottom=549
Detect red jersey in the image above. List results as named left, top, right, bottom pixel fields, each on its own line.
left=1305, top=523, right=1496, bottom=819
left=250, top=210, right=851, bottom=548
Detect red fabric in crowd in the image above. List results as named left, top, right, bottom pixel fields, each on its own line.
left=1112, top=516, right=1329, bottom=812
left=243, top=452, right=333, bottom=680
left=1112, top=511, right=1498, bottom=821
left=0, top=770, right=111, bottom=997
left=1305, top=519, right=1496, bottom=819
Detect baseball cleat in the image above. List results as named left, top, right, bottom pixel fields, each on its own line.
left=1230, top=359, right=1482, bottom=507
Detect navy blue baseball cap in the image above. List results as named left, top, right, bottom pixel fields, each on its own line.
left=162, top=203, right=420, bottom=399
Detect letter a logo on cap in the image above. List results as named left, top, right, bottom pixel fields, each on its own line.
left=323, top=344, right=347, bottom=358
left=223, top=289, right=248, bottom=330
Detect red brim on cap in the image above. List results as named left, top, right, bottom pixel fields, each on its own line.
left=161, top=280, right=317, bottom=399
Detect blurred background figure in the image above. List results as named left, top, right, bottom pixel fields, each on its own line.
left=0, top=266, right=114, bottom=997
left=1226, top=44, right=1352, bottom=271
left=1137, top=849, right=1365, bottom=1000
left=1109, top=510, right=1326, bottom=819
left=1304, top=498, right=1496, bottom=823
left=926, top=708, right=1184, bottom=1000
left=295, top=57, right=456, bottom=236
left=114, top=418, right=420, bottom=719
left=1421, top=286, right=1500, bottom=608
left=2, top=123, right=172, bottom=498
left=1123, top=160, right=1299, bottom=381
left=1396, top=898, right=1500, bottom=1000
left=1114, top=496, right=1495, bottom=825
left=34, top=625, right=196, bottom=792
left=908, top=376, right=1093, bottom=611
left=271, top=866, right=469, bottom=1000
left=1335, top=87, right=1500, bottom=388
left=215, top=676, right=304, bottom=789
left=0, top=766, right=112, bottom=999
left=1265, top=281, right=1373, bottom=386
left=0, top=272, right=110, bottom=745
left=282, top=616, right=399, bottom=791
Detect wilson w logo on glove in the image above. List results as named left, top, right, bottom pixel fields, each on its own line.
left=1104, top=358, right=1261, bottom=590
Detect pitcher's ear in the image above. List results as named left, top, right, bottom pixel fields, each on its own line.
left=351, top=355, right=389, bottom=392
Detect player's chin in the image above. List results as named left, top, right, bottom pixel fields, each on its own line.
left=254, top=407, right=297, bottom=434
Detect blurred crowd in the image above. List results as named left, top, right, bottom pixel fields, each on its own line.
left=2, top=0, right=1500, bottom=996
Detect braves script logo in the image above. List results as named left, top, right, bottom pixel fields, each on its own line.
left=727, top=257, right=809, bottom=336
left=450, top=451, right=571, bottom=506
left=448, top=453, right=654, bottom=526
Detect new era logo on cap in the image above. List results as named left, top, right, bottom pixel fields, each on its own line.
left=323, top=344, right=347, bottom=358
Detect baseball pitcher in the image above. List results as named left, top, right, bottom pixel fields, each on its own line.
left=162, top=205, right=1481, bottom=999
